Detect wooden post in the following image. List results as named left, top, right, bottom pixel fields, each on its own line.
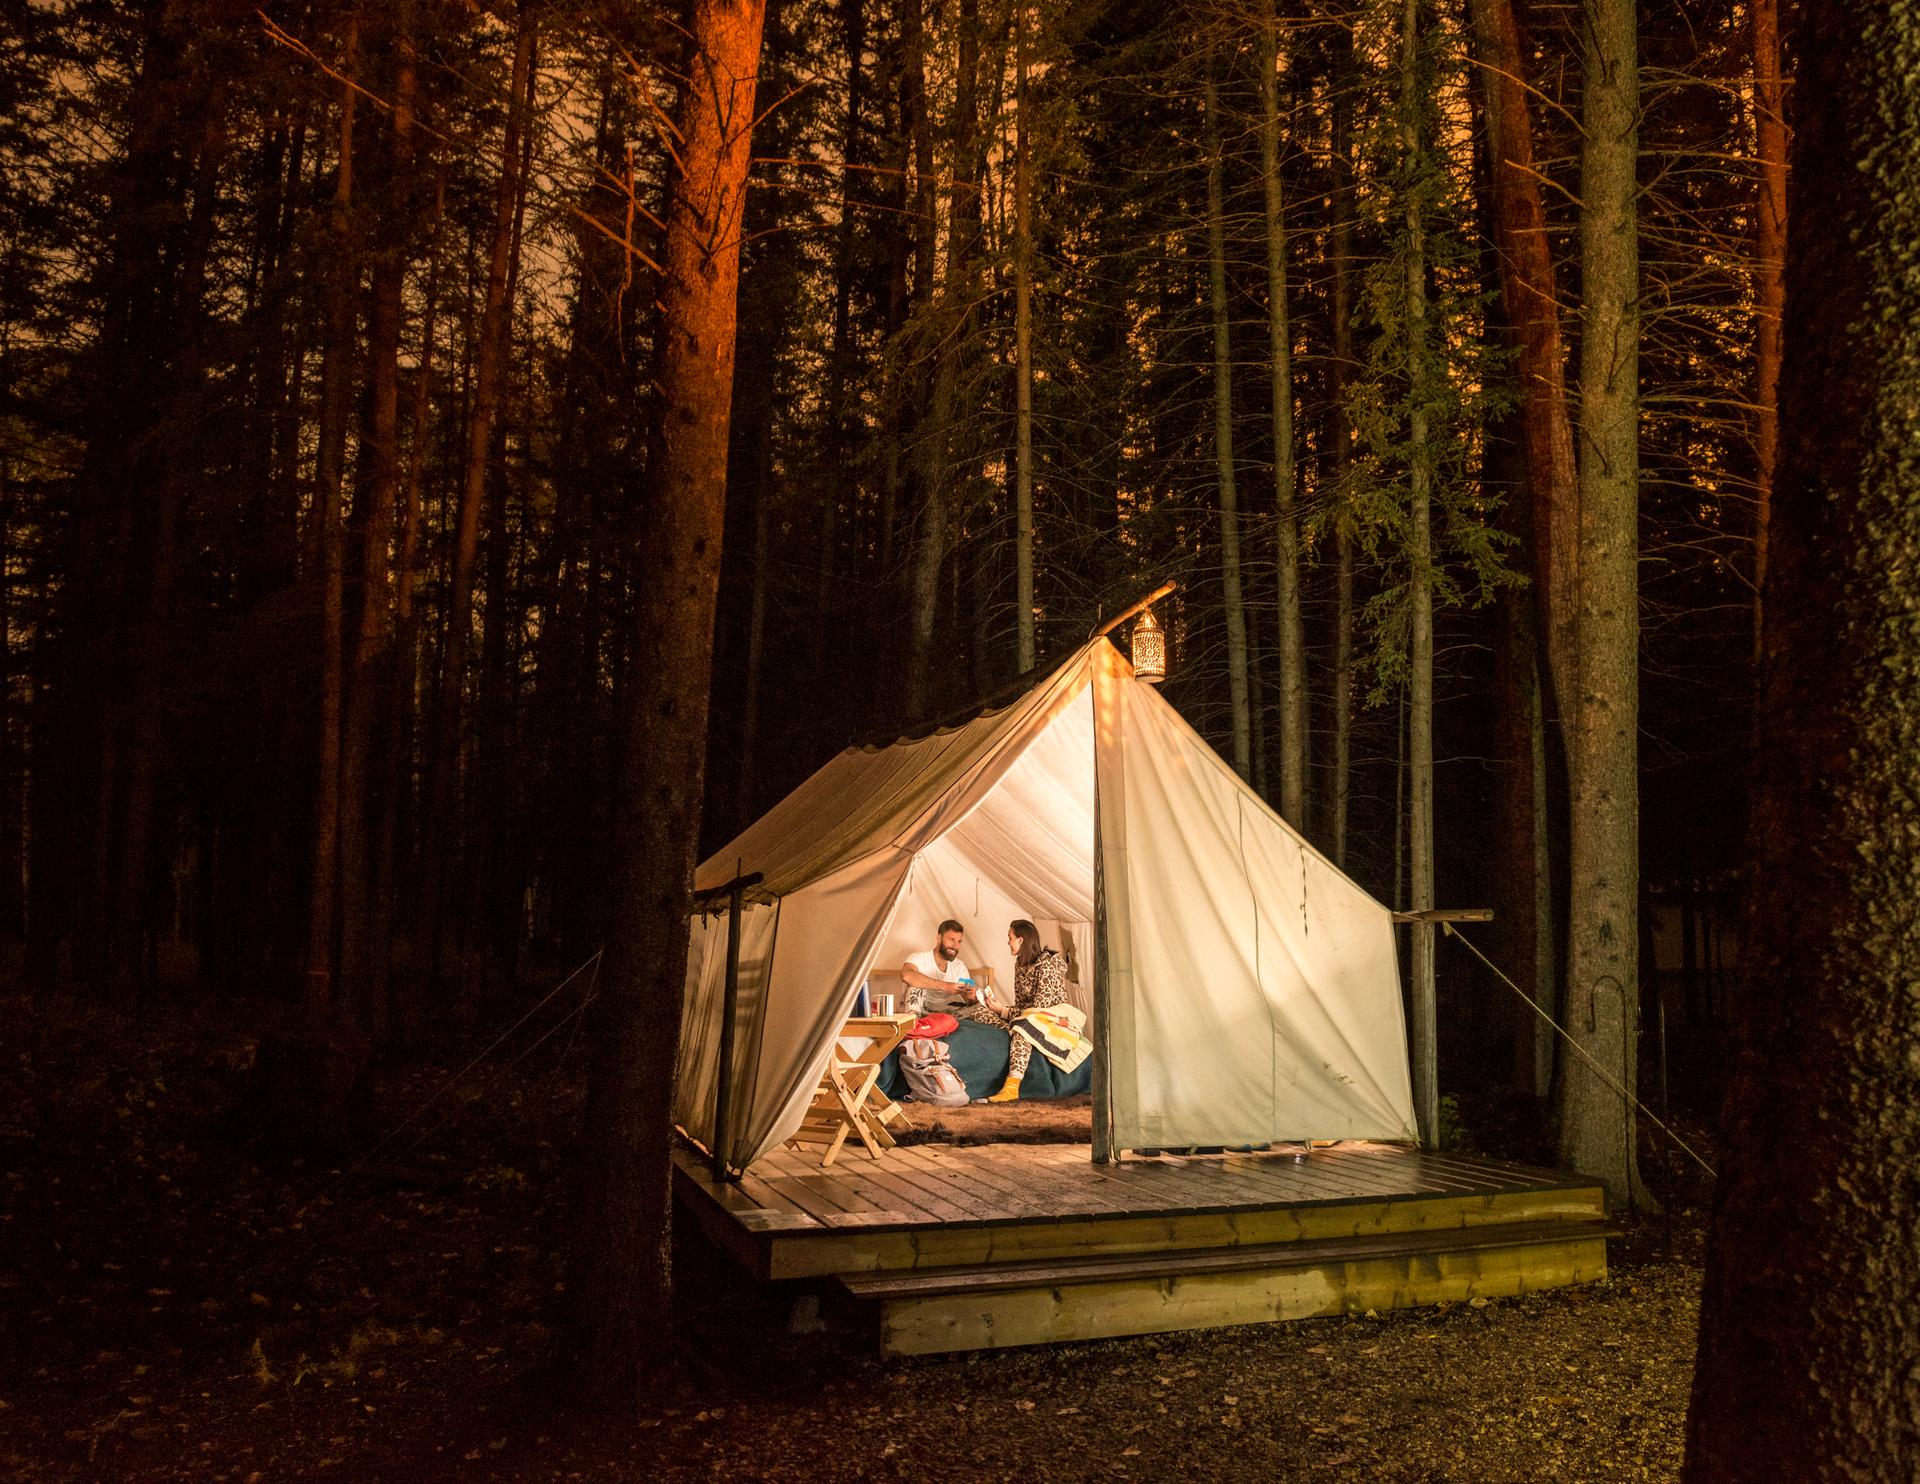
left=1091, top=580, right=1177, bottom=640
left=1391, top=910, right=1493, bottom=1146
left=700, top=868, right=762, bottom=1183
left=711, top=882, right=745, bottom=1182
left=1091, top=765, right=1114, bottom=1164
left=1089, top=648, right=1120, bottom=1167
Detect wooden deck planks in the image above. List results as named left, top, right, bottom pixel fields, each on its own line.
left=918, top=1145, right=1135, bottom=1219
left=1105, top=1149, right=1398, bottom=1212
left=1005, top=1157, right=1205, bottom=1223
left=1213, top=1150, right=1414, bottom=1202
left=683, top=1139, right=1599, bottom=1246
left=1289, top=1150, right=1463, bottom=1200
left=869, top=1152, right=1017, bottom=1223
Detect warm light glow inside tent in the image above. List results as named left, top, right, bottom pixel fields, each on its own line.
left=675, top=639, right=1416, bottom=1172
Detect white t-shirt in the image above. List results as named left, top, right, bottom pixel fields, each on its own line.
left=902, top=948, right=972, bottom=1013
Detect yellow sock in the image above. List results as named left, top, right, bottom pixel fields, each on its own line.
left=986, top=1077, right=1021, bottom=1103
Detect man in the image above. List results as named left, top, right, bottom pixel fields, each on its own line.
left=898, top=919, right=980, bottom=1016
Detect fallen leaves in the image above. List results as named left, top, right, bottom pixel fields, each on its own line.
left=0, top=994, right=1709, bottom=1484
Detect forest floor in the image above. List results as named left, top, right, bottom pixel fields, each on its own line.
left=0, top=989, right=1713, bottom=1483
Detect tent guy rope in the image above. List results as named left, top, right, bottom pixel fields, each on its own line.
left=341, top=948, right=604, bottom=1181
left=1441, top=923, right=1717, bottom=1180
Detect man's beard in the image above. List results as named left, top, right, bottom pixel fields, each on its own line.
left=938, top=943, right=957, bottom=961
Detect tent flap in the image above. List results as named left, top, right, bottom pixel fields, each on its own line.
left=1095, top=645, right=1416, bottom=1147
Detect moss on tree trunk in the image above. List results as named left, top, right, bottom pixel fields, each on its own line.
left=1685, top=2, right=1920, bottom=1475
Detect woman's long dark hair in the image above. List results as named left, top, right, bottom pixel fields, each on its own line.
left=1010, top=919, right=1046, bottom=969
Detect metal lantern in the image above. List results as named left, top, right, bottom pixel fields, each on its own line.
left=1131, top=606, right=1167, bottom=683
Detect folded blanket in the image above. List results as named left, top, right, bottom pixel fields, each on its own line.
left=1012, top=1003, right=1093, bottom=1074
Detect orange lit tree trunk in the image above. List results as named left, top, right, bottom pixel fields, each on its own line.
left=1467, top=0, right=1577, bottom=711
left=567, top=0, right=767, bottom=1387
left=1686, top=2, right=1920, bottom=1473
left=1467, top=0, right=1563, bottom=1095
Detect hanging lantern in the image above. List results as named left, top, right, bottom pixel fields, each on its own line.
left=1131, top=606, right=1167, bottom=684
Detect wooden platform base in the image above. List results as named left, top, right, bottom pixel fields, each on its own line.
left=673, top=1140, right=1610, bottom=1355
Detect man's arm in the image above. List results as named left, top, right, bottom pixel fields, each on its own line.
left=899, top=960, right=978, bottom=1000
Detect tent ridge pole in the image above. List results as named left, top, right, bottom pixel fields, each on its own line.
left=1090, top=579, right=1177, bottom=641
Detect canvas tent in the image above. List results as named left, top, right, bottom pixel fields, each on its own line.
left=675, top=638, right=1417, bottom=1172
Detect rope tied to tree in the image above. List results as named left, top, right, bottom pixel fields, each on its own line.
left=1441, top=921, right=1718, bottom=1181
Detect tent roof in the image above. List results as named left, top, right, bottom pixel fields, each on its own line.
left=694, top=646, right=1098, bottom=899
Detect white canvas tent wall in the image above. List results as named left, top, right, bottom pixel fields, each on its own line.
left=675, top=639, right=1416, bottom=1171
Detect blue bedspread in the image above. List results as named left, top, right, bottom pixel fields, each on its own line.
left=877, top=1018, right=1092, bottom=1102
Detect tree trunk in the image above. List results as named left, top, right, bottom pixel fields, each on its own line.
left=567, top=0, right=766, bottom=1389
left=1559, top=0, right=1645, bottom=1207
left=874, top=18, right=917, bottom=606
left=80, top=21, right=230, bottom=995
left=901, top=0, right=944, bottom=717
left=1203, top=72, right=1252, bottom=782
left=1490, top=419, right=1555, bottom=1096
left=373, top=171, right=443, bottom=1041
left=339, top=7, right=416, bottom=1021
left=1258, top=0, right=1304, bottom=825
left=1685, top=4, right=1920, bottom=1473
left=1398, top=0, right=1437, bottom=1146
left=471, top=68, right=539, bottom=976
left=1467, top=0, right=1578, bottom=711
left=1328, top=17, right=1357, bottom=871
left=1468, top=5, right=1558, bottom=1097
left=305, top=20, right=358, bottom=1018
left=422, top=12, right=535, bottom=985
left=1013, top=0, right=1035, bottom=674
left=1748, top=0, right=1785, bottom=663
left=814, top=0, right=866, bottom=679
left=736, top=412, right=773, bottom=829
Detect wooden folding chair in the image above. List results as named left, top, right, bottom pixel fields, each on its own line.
left=785, top=1014, right=917, bottom=1167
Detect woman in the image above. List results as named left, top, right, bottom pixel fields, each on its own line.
left=958, top=919, right=1070, bottom=1103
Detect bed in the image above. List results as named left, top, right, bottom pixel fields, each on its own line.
left=876, top=1018, right=1092, bottom=1103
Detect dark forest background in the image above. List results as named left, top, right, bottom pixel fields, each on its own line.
left=0, top=0, right=1758, bottom=1103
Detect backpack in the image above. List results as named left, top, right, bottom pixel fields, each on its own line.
left=898, top=1037, right=971, bottom=1107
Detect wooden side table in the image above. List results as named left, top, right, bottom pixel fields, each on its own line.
left=785, top=1013, right=918, bottom=1167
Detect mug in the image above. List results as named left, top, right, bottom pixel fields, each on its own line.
left=871, top=992, right=895, bottom=1016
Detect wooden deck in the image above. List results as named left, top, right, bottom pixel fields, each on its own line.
left=674, top=1140, right=1613, bottom=1354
